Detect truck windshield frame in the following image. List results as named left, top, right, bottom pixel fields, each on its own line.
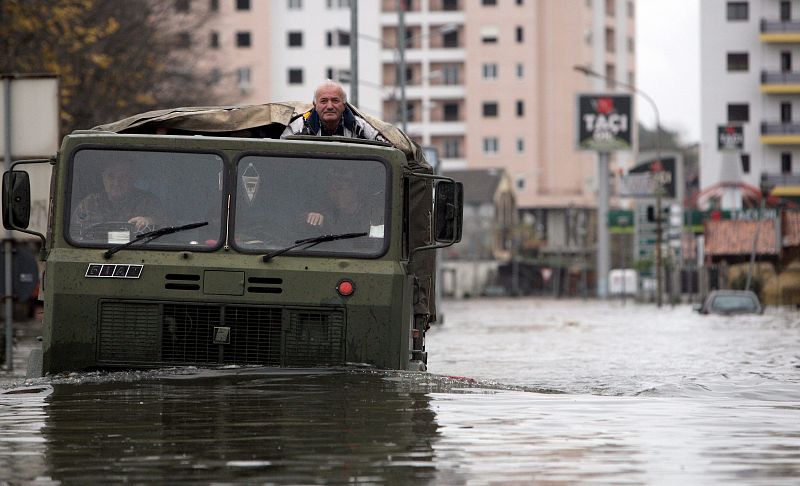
left=232, top=153, right=391, bottom=259
left=65, top=147, right=226, bottom=251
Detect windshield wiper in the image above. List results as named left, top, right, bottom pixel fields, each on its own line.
left=261, top=232, right=368, bottom=262
left=103, top=221, right=209, bottom=259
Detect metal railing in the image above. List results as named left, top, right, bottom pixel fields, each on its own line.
left=761, top=70, right=800, bottom=83
left=761, top=121, right=800, bottom=134
left=761, top=18, right=800, bottom=33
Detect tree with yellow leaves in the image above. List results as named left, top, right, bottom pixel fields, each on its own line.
left=0, top=0, right=220, bottom=135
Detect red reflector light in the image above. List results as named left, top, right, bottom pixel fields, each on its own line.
left=337, top=279, right=355, bottom=296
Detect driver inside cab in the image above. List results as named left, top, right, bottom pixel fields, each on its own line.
left=71, top=160, right=164, bottom=241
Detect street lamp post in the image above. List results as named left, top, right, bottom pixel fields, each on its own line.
left=574, top=65, right=665, bottom=307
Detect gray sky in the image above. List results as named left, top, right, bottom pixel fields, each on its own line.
left=635, top=0, right=700, bottom=144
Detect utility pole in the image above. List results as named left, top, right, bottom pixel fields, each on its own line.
left=397, top=0, right=407, bottom=131
left=349, top=0, right=358, bottom=106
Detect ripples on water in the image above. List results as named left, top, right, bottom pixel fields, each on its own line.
left=0, top=299, right=798, bottom=484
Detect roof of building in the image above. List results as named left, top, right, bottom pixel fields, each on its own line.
left=704, top=219, right=779, bottom=256
left=444, top=168, right=508, bottom=205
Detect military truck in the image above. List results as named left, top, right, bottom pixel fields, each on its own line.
left=2, top=102, right=462, bottom=374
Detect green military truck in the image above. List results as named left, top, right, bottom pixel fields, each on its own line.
left=3, top=102, right=462, bottom=374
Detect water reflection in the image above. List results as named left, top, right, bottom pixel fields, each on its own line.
left=33, top=370, right=440, bottom=484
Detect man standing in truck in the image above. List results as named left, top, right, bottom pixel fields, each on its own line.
left=281, top=80, right=386, bottom=141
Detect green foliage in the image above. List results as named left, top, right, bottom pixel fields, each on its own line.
left=1, top=0, right=219, bottom=135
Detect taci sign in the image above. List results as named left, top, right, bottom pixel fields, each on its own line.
left=717, top=125, right=743, bottom=151
left=576, top=94, right=633, bottom=151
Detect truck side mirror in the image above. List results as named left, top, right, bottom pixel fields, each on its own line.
left=3, top=170, right=32, bottom=230
left=434, top=180, right=463, bottom=243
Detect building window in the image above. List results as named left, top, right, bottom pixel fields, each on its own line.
left=627, top=0, right=634, bottom=17
left=516, top=100, right=524, bottom=117
left=326, top=30, right=350, bottom=47
left=236, top=67, right=251, bottom=90
left=727, top=52, right=749, bottom=71
left=781, top=152, right=793, bottom=173
left=782, top=51, right=792, bottom=72
left=726, top=2, right=748, bottom=21
left=482, top=0, right=497, bottom=5
left=516, top=63, right=524, bottom=79
left=482, top=63, right=498, bottom=80
left=236, top=31, right=252, bottom=47
left=175, top=0, right=190, bottom=12
left=727, top=103, right=749, bottom=122
left=210, top=0, right=219, bottom=11
left=516, top=177, right=525, bottom=190
left=483, top=102, right=498, bottom=117
left=516, top=26, right=524, bottom=43
left=444, top=138, right=461, bottom=158
left=741, top=153, right=750, bottom=174
left=288, top=68, right=303, bottom=84
left=288, top=31, right=303, bottom=47
left=516, top=137, right=524, bottom=153
left=781, top=102, right=792, bottom=122
left=605, top=27, right=615, bottom=53
left=517, top=0, right=524, bottom=5
left=605, top=0, right=615, bottom=16
left=442, top=64, right=460, bottom=85
left=236, top=0, right=250, bottom=10
left=481, top=26, right=499, bottom=44
left=288, top=0, right=302, bottom=9
left=627, top=37, right=635, bottom=53
left=210, top=31, right=219, bottom=48
left=442, top=0, right=459, bottom=9
left=483, top=137, right=499, bottom=155
left=443, top=30, right=459, bottom=48
left=443, top=102, right=460, bottom=121
left=177, top=31, right=191, bottom=49
left=781, top=1, right=791, bottom=21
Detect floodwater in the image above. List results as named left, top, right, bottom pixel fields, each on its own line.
left=1, top=298, right=799, bottom=484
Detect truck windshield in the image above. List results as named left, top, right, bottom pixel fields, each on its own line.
left=233, top=155, right=388, bottom=257
left=67, top=149, right=224, bottom=249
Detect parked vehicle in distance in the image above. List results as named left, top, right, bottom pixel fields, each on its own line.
left=694, top=290, right=763, bottom=315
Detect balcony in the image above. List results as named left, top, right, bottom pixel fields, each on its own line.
left=760, top=121, right=800, bottom=144
left=760, top=19, right=800, bottom=42
left=761, top=71, right=800, bottom=93
left=761, top=173, right=800, bottom=200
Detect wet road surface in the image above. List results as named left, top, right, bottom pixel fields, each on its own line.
left=1, top=298, right=799, bottom=484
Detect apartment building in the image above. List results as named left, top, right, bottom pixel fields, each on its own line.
left=193, top=0, right=635, bottom=268
left=701, top=0, right=800, bottom=209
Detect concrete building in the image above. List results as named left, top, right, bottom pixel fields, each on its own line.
left=700, top=0, right=800, bottom=209
left=195, top=0, right=636, bottom=288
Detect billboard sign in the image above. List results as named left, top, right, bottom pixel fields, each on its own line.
left=717, top=125, right=743, bottom=151
left=620, top=156, right=677, bottom=199
left=576, top=93, right=633, bottom=151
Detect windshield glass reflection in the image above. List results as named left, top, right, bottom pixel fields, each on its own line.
left=68, top=149, right=224, bottom=249
left=234, top=156, right=388, bottom=257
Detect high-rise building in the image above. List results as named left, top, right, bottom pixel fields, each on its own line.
left=701, top=0, right=800, bottom=209
left=197, top=0, right=636, bottom=260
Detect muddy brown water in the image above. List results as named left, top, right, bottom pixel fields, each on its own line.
left=1, top=298, right=798, bottom=484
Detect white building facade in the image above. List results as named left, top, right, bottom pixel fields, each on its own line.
left=701, top=0, right=800, bottom=209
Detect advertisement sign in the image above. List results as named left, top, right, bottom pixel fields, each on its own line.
left=576, top=94, right=633, bottom=151
left=717, top=125, right=743, bottom=151
left=620, top=156, right=677, bottom=199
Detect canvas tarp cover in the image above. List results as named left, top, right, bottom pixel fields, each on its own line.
left=91, top=101, right=425, bottom=165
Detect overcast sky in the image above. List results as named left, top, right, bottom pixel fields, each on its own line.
left=635, top=0, right=700, bottom=144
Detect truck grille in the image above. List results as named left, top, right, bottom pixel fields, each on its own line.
left=97, top=301, right=345, bottom=367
